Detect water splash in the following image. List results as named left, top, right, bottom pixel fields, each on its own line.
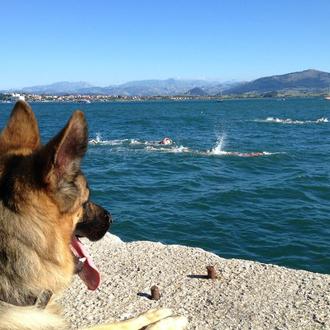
left=145, top=143, right=190, bottom=153
left=256, top=117, right=328, bottom=124
left=89, top=132, right=103, bottom=144
left=208, top=134, right=226, bottom=155
left=89, top=134, right=142, bottom=146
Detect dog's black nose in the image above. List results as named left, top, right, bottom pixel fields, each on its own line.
left=104, top=210, right=113, bottom=225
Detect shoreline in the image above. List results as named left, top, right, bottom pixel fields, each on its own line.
left=61, top=233, right=330, bottom=329
left=0, top=95, right=327, bottom=104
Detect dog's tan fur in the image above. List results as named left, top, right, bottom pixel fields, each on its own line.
left=0, top=101, right=187, bottom=330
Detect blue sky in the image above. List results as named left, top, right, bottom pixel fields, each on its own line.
left=1, top=0, right=330, bottom=88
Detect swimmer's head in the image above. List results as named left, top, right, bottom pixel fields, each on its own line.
left=160, top=137, right=172, bottom=145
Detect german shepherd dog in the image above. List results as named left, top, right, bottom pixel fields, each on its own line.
left=0, top=101, right=188, bottom=329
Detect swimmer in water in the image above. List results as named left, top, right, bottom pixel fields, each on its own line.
left=159, top=137, right=173, bottom=145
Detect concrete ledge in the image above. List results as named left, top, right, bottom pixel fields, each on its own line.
left=61, top=234, right=330, bottom=329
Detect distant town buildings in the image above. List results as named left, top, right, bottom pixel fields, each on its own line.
left=0, top=92, right=214, bottom=103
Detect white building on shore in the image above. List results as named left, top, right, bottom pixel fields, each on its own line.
left=10, top=93, right=25, bottom=102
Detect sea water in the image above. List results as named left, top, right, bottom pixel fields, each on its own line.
left=0, top=98, right=329, bottom=274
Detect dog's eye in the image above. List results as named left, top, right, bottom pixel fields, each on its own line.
left=82, top=201, right=88, bottom=209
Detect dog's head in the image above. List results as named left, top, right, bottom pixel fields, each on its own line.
left=0, top=101, right=111, bottom=296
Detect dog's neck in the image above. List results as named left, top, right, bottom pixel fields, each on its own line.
left=0, top=289, right=52, bottom=309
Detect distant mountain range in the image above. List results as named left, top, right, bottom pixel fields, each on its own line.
left=19, top=81, right=95, bottom=94
left=226, top=69, right=330, bottom=95
left=3, top=69, right=330, bottom=96
left=12, top=79, right=231, bottom=96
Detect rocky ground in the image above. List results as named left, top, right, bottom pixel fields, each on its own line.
left=61, top=234, right=330, bottom=329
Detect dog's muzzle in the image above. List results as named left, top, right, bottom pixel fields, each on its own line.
left=74, top=202, right=112, bottom=241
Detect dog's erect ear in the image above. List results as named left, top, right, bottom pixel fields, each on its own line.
left=0, top=101, right=40, bottom=152
left=37, top=111, right=88, bottom=186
